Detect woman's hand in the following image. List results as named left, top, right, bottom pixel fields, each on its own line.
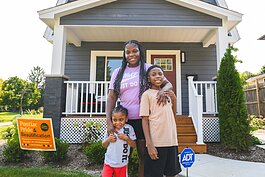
left=108, top=133, right=117, bottom=143
left=156, top=90, right=168, bottom=106
left=147, top=144, right=159, bottom=160
left=107, top=121, right=116, bottom=135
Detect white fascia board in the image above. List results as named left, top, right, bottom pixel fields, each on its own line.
left=38, top=0, right=117, bottom=22
left=166, top=0, right=242, bottom=23
left=67, top=28, right=81, bottom=47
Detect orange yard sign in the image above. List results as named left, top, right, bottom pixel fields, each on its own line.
left=17, top=118, right=56, bottom=151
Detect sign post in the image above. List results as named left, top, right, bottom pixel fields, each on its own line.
left=180, top=147, right=195, bottom=177
left=17, top=118, right=56, bottom=151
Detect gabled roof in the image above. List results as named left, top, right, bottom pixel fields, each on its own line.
left=246, top=74, right=265, bottom=83
left=258, top=34, right=265, bottom=40
left=38, top=0, right=242, bottom=30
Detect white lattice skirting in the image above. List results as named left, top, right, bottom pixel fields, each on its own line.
left=202, top=117, right=220, bottom=142
left=60, top=117, right=107, bottom=143
left=60, top=117, right=220, bottom=143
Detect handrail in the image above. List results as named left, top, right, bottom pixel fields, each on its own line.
left=188, top=76, right=204, bottom=144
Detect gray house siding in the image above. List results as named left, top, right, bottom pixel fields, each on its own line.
left=64, top=42, right=217, bottom=114
left=61, top=0, right=222, bottom=26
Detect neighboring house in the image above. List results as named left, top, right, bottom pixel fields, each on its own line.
left=246, top=74, right=265, bottom=85
left=38, top=0, right=242, bottom=153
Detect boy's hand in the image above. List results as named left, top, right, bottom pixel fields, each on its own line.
left=147, top=145, right=159, bottom=160
left=108, top=133, right=117, bottom=143
left=117, top=133, right=128, bottom=141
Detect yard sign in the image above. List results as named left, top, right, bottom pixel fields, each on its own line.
left=17, top=118, right=56, bottom=151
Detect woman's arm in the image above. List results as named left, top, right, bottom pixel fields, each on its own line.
left=106, top=90, right=118, bottom=134
left=168, top=90, right=177, bottom=120
left=142, top=116, right=159, bottom=160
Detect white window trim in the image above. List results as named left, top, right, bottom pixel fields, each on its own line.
left=146, top=50, right=182, bottom=115
left=90, top=51, right=123, bottom=82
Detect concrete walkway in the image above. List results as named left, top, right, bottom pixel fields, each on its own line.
left=179, top=154, right=265, bottom=177
left=0, top=122, right=12, bottom=127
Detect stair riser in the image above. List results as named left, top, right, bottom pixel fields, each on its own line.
left=178, top=136, right=197, bottom=143
left=178, top=144, right=207, bottom=154
left=177, top=126, right=195, bottom=133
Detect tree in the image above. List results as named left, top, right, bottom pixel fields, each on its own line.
left=240, top=71, right=254, bottom=85
left=0, top=78, right=3, bottom=110
left=28, top=66, right=45, bottom=89
left=217, top=47, right=251, bottom=152
left=1, top=77, right=41, bottom=115
left=259, top=64, right=265, bottom=74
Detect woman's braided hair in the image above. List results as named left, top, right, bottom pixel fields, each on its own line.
left=113, top=40, right=148, bottom=100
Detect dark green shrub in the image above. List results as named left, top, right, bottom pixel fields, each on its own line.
left=217, top=47, right=251, bottom=152
left=40, top=138, right=69, bottom=162
left=83, top=141, right=106, bottom=165
left=3, top=138, right=29, bottom=162
left=128, top=148, right=139, bottom=177
left=250, top=135, right=262, bottom=145
left=2, top=122, right=29, bottom=162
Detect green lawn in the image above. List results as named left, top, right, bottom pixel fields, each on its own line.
left=0, top=167, right=93, bottom=177
left=0, top=112, right=43, bottom=122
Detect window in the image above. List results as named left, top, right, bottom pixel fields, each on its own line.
left=96, top=56, right=123, bottom=81
left=154, top=58, right=173, bottom=71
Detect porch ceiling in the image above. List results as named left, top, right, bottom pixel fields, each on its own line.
left=67, top=26, right=215, bottom=43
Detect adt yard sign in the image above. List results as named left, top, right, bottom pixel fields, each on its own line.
left=180, top=147, right=195, bottom=168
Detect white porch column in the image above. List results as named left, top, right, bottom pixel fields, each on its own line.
left=51, top=19, right=67, bottom=75
left=216, top=26, right=228, bottom=70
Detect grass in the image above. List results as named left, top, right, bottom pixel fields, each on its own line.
left=0, top=167, right=93, bottom=177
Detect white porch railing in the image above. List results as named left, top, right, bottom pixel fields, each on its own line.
left=63, top=81, right=110, bottom=116
left=194, top=81, right=218, bottom=115
left=188, top=76, right=204, bottom=144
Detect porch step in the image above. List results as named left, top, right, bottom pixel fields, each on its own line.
left=176, top=115, right=207, bottom=153
left=178, top=133, right=197, bottom=143
left=178, top=143, right=207, bottom=154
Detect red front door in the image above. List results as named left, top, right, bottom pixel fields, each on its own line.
left=151, top=55, right=176, bottom=94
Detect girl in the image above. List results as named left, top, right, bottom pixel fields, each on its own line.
left=140, top=65, right=181, bottom=177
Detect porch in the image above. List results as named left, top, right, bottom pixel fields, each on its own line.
left=60, top=77, right=219, bottom=153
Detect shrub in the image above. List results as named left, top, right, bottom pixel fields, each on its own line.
left=40, top=138, right=69, bottom=162
left=217, top=47, right=251, bottom=152
left=248, top=115, right=265, bottom=132
left=83, top=141, right=106, bottom=165
left=82, top=121, right=102, bottom=144
left=128, top=148, right=139, bottom=177
left=250, top=135, right=262, bottom=145
left=2, top=121, right=29, bottom=162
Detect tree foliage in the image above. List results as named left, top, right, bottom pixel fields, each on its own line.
left=240, top=71, right=254, bottom=85
left=28, top=66, right=45, bottom=89
left=259, top=64, right=265, bottom=74
left=217, top=47, right=251, bottom=152
left=1, top=77, right=41, bottom=114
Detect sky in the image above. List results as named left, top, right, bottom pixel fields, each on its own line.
left=0, top=0, right=264, bottom=80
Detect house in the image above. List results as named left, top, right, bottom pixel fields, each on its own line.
left=38, top=0, right=242, bottom=153
left=246, top=74, right=265, bottom=85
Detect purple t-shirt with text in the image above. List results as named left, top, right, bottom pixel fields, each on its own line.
left=109, top=64, right=152, bottom=120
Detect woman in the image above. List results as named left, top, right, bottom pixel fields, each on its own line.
left=106, top=40, right=172, bottom=177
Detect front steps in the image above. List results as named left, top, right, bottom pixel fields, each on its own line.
left=176, top=115, right=207, bottom=153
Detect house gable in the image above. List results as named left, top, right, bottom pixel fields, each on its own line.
left=60, top=0, right=222, bottom=26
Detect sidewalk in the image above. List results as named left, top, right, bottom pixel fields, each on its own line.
left=179, top=154, right=265, bottom=177
left=0, top=122, right=12, bottom=127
